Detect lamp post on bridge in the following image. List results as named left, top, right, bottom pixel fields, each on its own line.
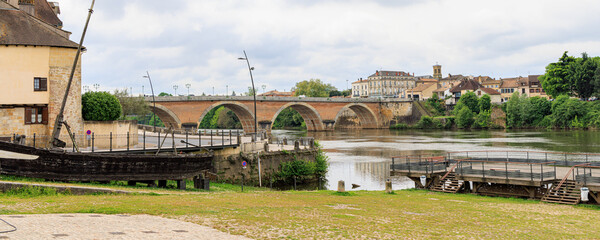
left=173, top=85, right=178, bottom=96
left=143, top=71, right=157, bottom=132
left=238, top=50, right=261, bottom=187
left=186, top=83, right=191, bottom=96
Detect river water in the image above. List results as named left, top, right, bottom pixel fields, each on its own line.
left=271, top=129, right=600, bottom=191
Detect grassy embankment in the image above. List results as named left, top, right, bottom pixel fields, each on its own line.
left=2, top=176, right=600, bottom=239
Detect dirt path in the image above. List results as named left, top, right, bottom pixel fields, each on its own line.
left=0, top=214, right=251, bottom=240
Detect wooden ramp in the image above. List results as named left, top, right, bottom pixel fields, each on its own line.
left=542, top=180, right=581, bottom=205
left=432, top=172, right=464, bottom=193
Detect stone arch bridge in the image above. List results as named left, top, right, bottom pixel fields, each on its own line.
left=146, top=96, right=414, bottom=133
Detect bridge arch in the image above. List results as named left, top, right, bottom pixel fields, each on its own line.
left=198, top=101, right=256, bottom=133
left=151, top=104, right=182, bottom=128
left=270, top=102, right=325, bottom=131
left=333, top=103, right=379, bottom=129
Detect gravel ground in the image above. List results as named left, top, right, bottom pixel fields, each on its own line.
left=0, top=214, right=251, bottom=240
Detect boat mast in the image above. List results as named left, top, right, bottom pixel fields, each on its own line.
left=49, top=0, right=96, bottom=148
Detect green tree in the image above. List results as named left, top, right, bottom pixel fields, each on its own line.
left=293, top=79, right=336, bottom=97
left=456, top=107, right=474, bottom=129
left=81, top=91, right=122, bottom=121
left=453, top=91, right=479, bottom=115
left=113, top=89, right=149, bottom=119
left=540, top=51, right=575, bottom=98
left=158, top=92, right=172, bottom=96
left=426, top=93, right=446, bottom=116
left=594, top=64, right=600, bottom=97
left=479, top=94, right=491, bottom=113
left=231, top=91, right=236, bottom=96
left=199, top=106, right=241, bottom=129
left=506, top=92, right=527, bottom=128
left=273, top=108, right=305, bottom=129
left=551, top=95, right=587, bottom=128
left=570, top=53, right=597, bottom=100
left=528, top=96, right=551, bottom=126
left=474, top=110, right=492, bottom=129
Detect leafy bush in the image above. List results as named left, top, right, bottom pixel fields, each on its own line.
left=474, top=110, right=492, bottom=128
left=479, top=94, right=491, bottom=112
left=390, top=123, right=409, bottom=129
left=425, top=93, right=446, bottom=116
left=453, top=91, right=479, bottom=115
left=82, top=91, right=122, bottom=121
left=416, top=116, right=434, bottom=129
left=551, top=95, right=587, bottom=128
left=456, top=107, right=475, bottom=128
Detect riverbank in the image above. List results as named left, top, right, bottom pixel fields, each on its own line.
left=2, top=181, right=600, bottom=238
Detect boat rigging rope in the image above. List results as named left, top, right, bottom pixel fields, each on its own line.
left=0, top=217, right=17, bottom=234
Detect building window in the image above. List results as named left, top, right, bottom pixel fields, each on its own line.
left=34, top=77, right=47, bottom=91
left=530, top=89, right=535, bottom=93
left=25, top=106, right=48, bottom=124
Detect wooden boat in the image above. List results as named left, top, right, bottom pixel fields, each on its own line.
left=0, top=140, right=213, bottom=182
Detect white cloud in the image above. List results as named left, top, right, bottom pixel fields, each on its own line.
left=58, top=0, right=600, bottom=93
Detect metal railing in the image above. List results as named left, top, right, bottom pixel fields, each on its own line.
left=1, top=129, right=241, bottom=152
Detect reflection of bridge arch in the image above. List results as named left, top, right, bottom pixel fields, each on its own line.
left=271, top=102, right=325, bottom=131
left=333, top=103, right=379, bottom=129
left=198, top=101, right=256, bottom=133
left=152, top=104, right=182, bottom=128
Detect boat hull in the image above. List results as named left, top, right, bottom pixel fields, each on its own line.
left=0, top=141, right=213, bottom=181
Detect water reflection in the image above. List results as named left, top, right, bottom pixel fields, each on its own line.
left=271, top=129, right=600, bottom=191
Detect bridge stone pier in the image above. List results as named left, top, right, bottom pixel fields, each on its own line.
left=146, top=96, right=414, bottom=133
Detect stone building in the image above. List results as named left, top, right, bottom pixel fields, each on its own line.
left=351, top=70, right=417, bottom=98
left=0, top=0, right=83, bottom=146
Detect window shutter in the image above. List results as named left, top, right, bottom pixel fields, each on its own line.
left=40, top=78, right=47, bottom=91
left=24, top=108, right=32, bottom=124
left=42, top=107, right=49, bottom=124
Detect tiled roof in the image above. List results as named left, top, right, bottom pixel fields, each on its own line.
left=408, top=83, right=435, bottom=93
left=477, top=87, right=500, bottom=95
left=449, top=79, right=482, bottom=93
left=500, top=79, right=519, bottom=88
left=433, top=86, right=450, bottom=93
left=34, top=0, right=63, bottom=28
left=0, top=6, right=78, bottom=48
left=369, top=70, right=411, bottom=78
left=418, top=78, right=438, bottom=82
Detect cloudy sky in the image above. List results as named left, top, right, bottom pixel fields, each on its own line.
left=57, top=0, right=600, bottom=96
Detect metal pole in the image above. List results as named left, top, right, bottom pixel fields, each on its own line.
left=127, top=131, right=130, bottom=151
left=222, top=129, right=224, bottom=146
left=211, top=130, right=213, bottom=146
left=145, top=71, right=157, bottom=132
left=229, top=130, right=232, bottom=145
left=91, top=132, right=94, bottom=152
left=33, top=133, right=36, bottom=147
left=143, top=129, right=146, bottom=150
left=186, top=131, right=189, bottom=148
left=109, top=132, right=112, bottom=152
left=157, top=131, right=160, bottom=150
left=240, top=50, right=261, bottom=186
left=199, top=129, right=202, bottom=147
left=49, top=0, right=96, bottom=147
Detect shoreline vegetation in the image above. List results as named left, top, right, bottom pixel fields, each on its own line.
left=392, top=92, right=600, bottom=131
left=2, top=179, right=600, bottom=238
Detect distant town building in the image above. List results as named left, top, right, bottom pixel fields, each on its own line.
left=433, top=64, right=442, bottom=80
left=351, top=70, right=417, bottom=98
left=0, top=0, right=83, bottom=142
left=258, top=90, right=294, bottom=97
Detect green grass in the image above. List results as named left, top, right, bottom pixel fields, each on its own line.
left=2, top=180, right=600, bottom=239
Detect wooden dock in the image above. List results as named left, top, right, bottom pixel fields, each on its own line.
left=391, top=151, right=600, bottom=205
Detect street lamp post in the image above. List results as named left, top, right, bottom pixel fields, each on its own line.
left=226, top=85, right=228, bottom=97
left=143, top=71, right=157, bottom=132
left=173, top=85, right=178, bottom=96
left=186, top=83, right=191, bottom=96
left=93, top=83, right=99, bottom=91
left=262, top=84, right=266, bottom=94
left=238, top=50, right=261, bottom=186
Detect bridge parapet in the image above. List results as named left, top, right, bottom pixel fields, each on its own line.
left=145, top=95, right=412, bottom=103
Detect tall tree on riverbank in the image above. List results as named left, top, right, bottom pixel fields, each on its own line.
left=569, top=53, right=597, bottom=100
left=293, top=79, right=337, bottom=97
left=540, top=52, right=575, bottom=98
